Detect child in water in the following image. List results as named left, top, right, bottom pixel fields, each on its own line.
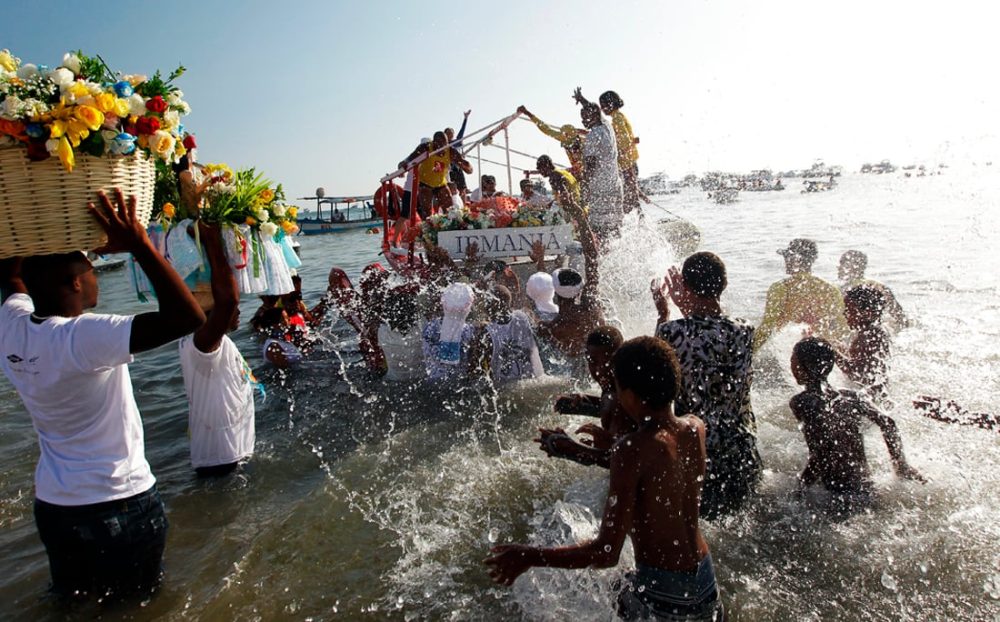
left=790, top=337, right=924, bottom=510
left=836, top=285, right=891, bottom=401
left=487, top=337, right=724, bottom=621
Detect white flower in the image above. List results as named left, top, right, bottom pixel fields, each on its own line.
left=166, top=90, right=184, bottom=105
left=61, top=53, right=81, bottom=74
left=16, top=63, right=39, bottom=80
left=45, top=138, right=59, bottom=154
left=254, top=208, right=270, bottom=223
left=260, top=222, right=278, bottom=237
left=1, top=95, right=23, bottom=119
left=177, top=101, right=191, bottom=115
left=162, top=109, right=180, bottom=130
left=22, top=98, right=50, bottom=117
left=271, top=203, right=287, bottom=217
left=47, top=67, right=74, bottom=88
left=128, top=93, right=146, bottom=116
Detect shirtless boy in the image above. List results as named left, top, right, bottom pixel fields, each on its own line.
left=537, top=326, right=635, bottom=468
left=835, top=285, right=890, bottom=401
left=790, top=337, right=923, bottom=509
left=486, top=337, right=724, bottom=621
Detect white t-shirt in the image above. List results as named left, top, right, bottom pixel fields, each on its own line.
left=486, top=310, right=544, bottom=383
left=378, top=321, right=425, bottom=381
left=0, top=294, right=155, bottom=506
left=582, top=117, right=624, bottom=223
left=179, top=334, right=256, bottom=468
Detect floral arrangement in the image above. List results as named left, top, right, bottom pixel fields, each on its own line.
left=420, top=198, right=565, bottom=245
left=197, top=165, right=299, bottom=237
left=0, top=48, right=192, bottom=171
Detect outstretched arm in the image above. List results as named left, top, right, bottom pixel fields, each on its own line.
left=456, top=110, right=470, bottom=142
left=572, top=86, right=592, bottom=107
left=485, top=439, right=638, bottom=585
left=864, top=404, right=925, bottom=482
left=192, top=222, right=238, bottom=353
left=89, top=190, right=205, bottom=354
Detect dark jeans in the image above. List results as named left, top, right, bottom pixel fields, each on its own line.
left=34, top=486, right=168, bottom=599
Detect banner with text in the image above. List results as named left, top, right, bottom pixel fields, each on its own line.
left=437, top=225, right=575, bottom=259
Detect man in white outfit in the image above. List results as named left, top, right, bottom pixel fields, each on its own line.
left=580, top=102, right=624, bottom=242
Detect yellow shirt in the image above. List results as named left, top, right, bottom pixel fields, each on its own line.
left=553, top=168, right=581, bottom=206
left=533, top=119, right=584, bottom=174
left=611, top=110, right=638, bottom=169
left=418, top=150, right=451, bottom=188
left=753, top=271, right=850, bottom=351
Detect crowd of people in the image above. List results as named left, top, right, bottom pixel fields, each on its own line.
left=0, top=88, right=973, bottom=620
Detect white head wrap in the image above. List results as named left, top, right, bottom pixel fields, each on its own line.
left=525, top=272, right=559, bottom=313
left=551, top=268, right=584, bottom=300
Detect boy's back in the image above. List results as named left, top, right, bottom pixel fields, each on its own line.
left=622, top=414, right=710, bottom=572
left=791, top=387, right=872, bottom=494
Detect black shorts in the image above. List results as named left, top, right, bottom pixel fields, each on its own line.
left=400, top=190, right=412, bottom=219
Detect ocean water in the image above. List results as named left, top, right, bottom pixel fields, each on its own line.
left=0, top=169, right=998, bottom=621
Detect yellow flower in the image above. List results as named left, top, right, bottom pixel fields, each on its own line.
left=245, top=216, right=257, bottom=226
left=113, top=98, right=130, bottom=117
left=94, top=92, right=118, bottom=115
left=0, top=49, right=16, bottom=72
left=259, top=188, right=275, bottom=203
left=68, top=82, right=90, bottom=99
left=281, top=220, right=298, bottom=234
left=174, top=142, right=186, bottom=158
left=162, top=203, right=176, bottom=219
left=56, top=135, right=74, bottom=172
left=74, top=105, right=104, bottom=131
left=287, top=206, right=298, bottom=219
left=147, top=130, right=175, bottom=158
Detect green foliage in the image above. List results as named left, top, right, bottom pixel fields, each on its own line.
left=202, top=168, right=274, bottom=225
left=152, top=159, right=179, bottom=218
left=136, top=65, right=186, bottom=98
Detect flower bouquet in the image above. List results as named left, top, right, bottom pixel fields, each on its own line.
left=421, top=197, right=567, bottom=245
left=0, top=48, right=192, bottom=257
left=147, top=164, right=301, bottom=297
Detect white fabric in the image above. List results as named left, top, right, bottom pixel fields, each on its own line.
left=379, top=321, right=426, bottom=381
left=422, top=317, right=475, bottom=381
left=262, top=337, right=302, bottom=365
left=526, top=272, right=559, bottom=314
left=179, top=334, right=255, bottom=469
left=404, top=168, right=416, bottom=193
left=582, top=117, right=624, bottom=229
left=521, top=192, right=552, bottom=208
left=439, top=283, right=474, bottom=367
left=451, top=193, right=465, bottom=211
left=551, top=268, right=584, bottom=300
left=261, top=232, right=295, bottom=295
left=486, top=310, right=544, bottom=383
left=469, top=187, right=504, bottom=202
left=226, top=225, right=268, bottom=294
left=0, top=294, right=155, bottom=506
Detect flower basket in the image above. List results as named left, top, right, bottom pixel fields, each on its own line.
left=0, top=147, right=154, bottom=258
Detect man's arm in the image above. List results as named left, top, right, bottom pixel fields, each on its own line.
left=88, top=190, right=205, bottom=353
left=862, top=403, right=925, bottom=482
left=455, top=110, right=470, bottom=143
left=192, top=223, right=237, bottom=353
left=752, top=281, right=787, bottom=352
left=485, top=439, right=638, bottom=585
left=0, top=258, right=27, bottom=303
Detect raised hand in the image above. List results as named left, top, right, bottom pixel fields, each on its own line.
left=88, top=189, right=148, bottom=254
left=484, top=544, right=535, bottom=586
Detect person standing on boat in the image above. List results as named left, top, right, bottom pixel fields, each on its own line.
left=519, top=178, right=552, bottom=208
left=445, top=109, right=472, bottom=197
left=534, top=155, right=581, bottom=213
left=402, top=131, right=473, bottom=219
left=178, top=222, right=257, bottom=477
left=596, top=90, right=642, bottom=214
left=470, top=175, right=505, bottom=202
left=577, top=101, right=624, bottom=242
left=517, top=105, right=586, bottom=177
left=0, top=190, right=205, bottom=600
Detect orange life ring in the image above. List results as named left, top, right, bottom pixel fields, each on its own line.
left=374, top=183, right=404, bottom=219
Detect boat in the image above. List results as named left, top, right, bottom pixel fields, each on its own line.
left=801, top=177, right=837, bottom=193
left=295, top=188, right=379, bottom=235
left=88, top=252, right=126, bottom=272
left=860, top=160, right=896, bottom=174
left=708, top=187, right=739, bottom=204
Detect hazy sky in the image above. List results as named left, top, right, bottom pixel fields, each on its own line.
left=5, top=0, right=999, bottom=203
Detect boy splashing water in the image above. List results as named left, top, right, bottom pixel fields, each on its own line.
left=790, top=337, right=924, bottom=512
left=486, top=337, right=724, bottom=621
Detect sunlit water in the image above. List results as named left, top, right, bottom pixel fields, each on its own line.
left=0, top=170, right=998, bottom=621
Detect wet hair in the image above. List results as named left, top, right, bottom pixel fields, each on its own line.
left=384, top=287, right=419, bottom=334
left=556, top=269, right=583, bottom=288
left=21, top=252, right=89, bottom=299
left=433, top=130, right=446, bottom=142
left=682, top=251, right=727, bottom=299
left=582, top=102, right=601, bottom=117
left=490, top=284, right=512, bottom=309
left=257, top=307, right=287, bottom=330
left=612, top=336, right=681, bottom=409
left=793, top=337, right=836, bottom=380
left=845, top=285, right=885, bottom=317
left=600, top=91, right=624, bottom=110
left=520, top=179, right=532, bottom=189
left=841, top=249, right=868, bottom=272
left=536, top=155, right=553, bottom=169
left=586, top=325, right=624, bottom=351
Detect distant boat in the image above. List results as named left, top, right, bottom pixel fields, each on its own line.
left=88, top=252, right=126, bottom=272
left=708, top=187, right=739, bottom=204
left=296, top=188, right=379, bottom=235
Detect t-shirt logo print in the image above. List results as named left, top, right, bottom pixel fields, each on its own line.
left=6, top=354, right=23, bottom=363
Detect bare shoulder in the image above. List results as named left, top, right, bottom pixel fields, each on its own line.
left=676, top=414, right=705, bottom=438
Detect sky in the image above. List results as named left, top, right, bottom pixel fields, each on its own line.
left=5, top=0, right=999, bottom=205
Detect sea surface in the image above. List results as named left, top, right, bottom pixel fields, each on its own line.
left=0, top=169, right=998, bottom=621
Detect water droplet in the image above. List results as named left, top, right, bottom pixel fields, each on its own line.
left=672, top=539, right=679, bottom=546
left=604, top=544, right=612, bottom=552
left=881, top=570, right=898, bottom=592
left=637, top=585, right=646, bottom=593
left=609, top=495, right=618, bottom=507
left=488, top=528, right=498, bottom=543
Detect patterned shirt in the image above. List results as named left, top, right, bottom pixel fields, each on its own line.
left=656, top=315, right=763, bottom=517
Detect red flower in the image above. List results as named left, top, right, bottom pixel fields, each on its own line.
left=25, top=140, right=50, bottom=161
left=182, top=134, right=197, bottom=150
left=135, top=116, right=160, bottom=136
left=145, top=95, right=168, bottom=113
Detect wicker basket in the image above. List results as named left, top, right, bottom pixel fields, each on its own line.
left=0, top=148, right=155, bottom=258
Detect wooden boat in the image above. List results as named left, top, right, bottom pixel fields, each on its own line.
left=296, top=190, right=379, bottom=235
